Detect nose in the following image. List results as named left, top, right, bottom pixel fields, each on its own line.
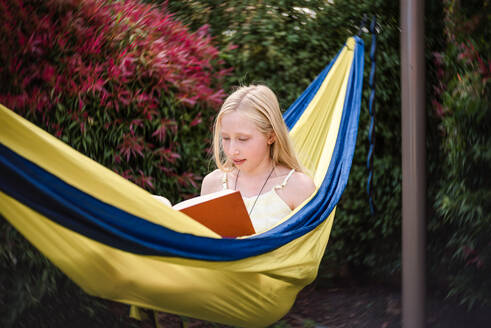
left=230, top=140, right=240, bottom=155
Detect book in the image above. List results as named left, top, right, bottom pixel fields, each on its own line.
left=153, top=189, right=255, bottom=238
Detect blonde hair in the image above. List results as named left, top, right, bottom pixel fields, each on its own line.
left=212, top=85, right=303, bottom=172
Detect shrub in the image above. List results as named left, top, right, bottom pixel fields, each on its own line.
left=0, top=0, right=229, bottom=201
left=0, top=0, right=229, bottom=326
left=166, top=0, right=404, bottom=279
left=429, top=0, right=490, bottom=308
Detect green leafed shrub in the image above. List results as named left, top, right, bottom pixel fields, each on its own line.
left=167, top=3, right=491, bottom=311
left=429, top=0, right=490, bottom=308
left=165, top=0, right=403, bottom=279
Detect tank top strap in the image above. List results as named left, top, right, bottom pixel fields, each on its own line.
left=274, top=169, right=295, bottom=190
left=222, top=172, right=228, bottom=190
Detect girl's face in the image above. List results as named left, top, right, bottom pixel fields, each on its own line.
left=220, top=111, right=273, bottom=174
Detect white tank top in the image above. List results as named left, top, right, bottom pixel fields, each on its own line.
left=223, top=169, right=295, bottom=233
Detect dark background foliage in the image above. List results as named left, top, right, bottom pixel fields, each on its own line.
left=0, top=0, right=489, bottom=326
left=427, top=0, right=490, bottom=308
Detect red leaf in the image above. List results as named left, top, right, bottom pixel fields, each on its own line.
left=152, top=119, right=177, bottom=143
left=190, top=112, right=202, bottom=127
left=41, top=65, right=56, bottom=82
left=154, top=147, right=180, bottom=163
left=118, top=134, right=146, bottom=162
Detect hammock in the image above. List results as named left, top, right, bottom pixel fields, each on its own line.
left=0, top=36, right=364, bottom=327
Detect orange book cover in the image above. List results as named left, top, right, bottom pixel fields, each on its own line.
left=171, top=190, right=255, bottom=238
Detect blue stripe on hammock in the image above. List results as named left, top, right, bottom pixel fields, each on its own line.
left=0, top=37, right=364, bottom=261
left=259, top=37, right=364, bottom=237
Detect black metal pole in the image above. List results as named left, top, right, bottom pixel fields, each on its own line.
left=401, top=0, right=426, bottom=327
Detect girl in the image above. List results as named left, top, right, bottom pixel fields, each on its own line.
left=201, top=85, right=316, bottom=233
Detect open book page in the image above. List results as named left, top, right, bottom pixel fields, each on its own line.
left=152, top=190, right=255, bottom=238
left=172, top=189, right=237, bottom=210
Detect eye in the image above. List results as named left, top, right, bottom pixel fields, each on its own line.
left=238, top=137, right=249, bottom=142
left=221, top=136, right=230, bottom=141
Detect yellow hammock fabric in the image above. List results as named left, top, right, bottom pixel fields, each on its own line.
left=0, top=37, right=364, bottom=327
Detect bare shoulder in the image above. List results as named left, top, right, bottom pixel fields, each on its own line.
left=284, top=171, right=316, bottom=208
left=289, top=171, right=316, bottom=194
left=201, top=169, right=225, bottom=195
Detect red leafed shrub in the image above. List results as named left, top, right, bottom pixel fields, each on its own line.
left=0, top=0, right=230, bottom=202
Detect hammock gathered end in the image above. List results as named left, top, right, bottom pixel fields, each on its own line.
left=0, top=37, right=364, bottom=327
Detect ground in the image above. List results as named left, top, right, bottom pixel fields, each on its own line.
left=143, top=282, right=491, bottom=328
left=279, top=283, right=491, bottom=328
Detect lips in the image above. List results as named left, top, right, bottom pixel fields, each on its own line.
left=233, top=159, right=246, bottom=166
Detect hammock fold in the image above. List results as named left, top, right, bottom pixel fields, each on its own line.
left=0, top=37, right=364, bottom=327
